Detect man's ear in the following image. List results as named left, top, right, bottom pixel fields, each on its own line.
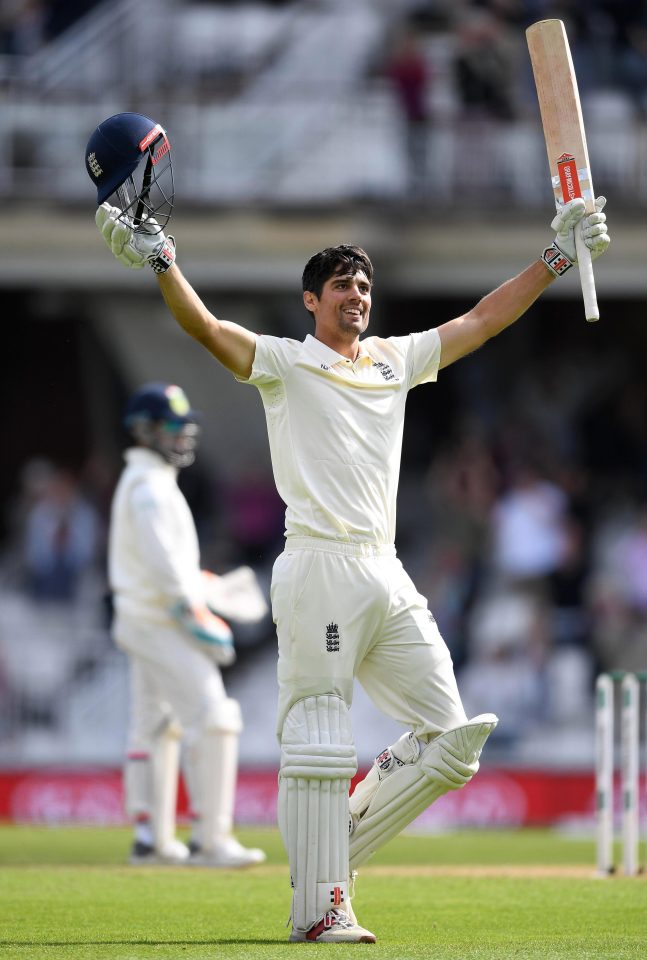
left=303, top=291, right=317, bottom=314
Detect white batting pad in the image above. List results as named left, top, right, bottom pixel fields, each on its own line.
left=279, top=696, right=357, bottom=932
left=349, top=713, right=498, bottom=870
left=183, top=697, right=242, bottom=849
left=150, top=720, right=183, bottom=851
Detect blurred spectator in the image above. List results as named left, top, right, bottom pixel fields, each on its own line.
left=3, top=457, right=56, bottom=550
left=0, top=0, right=46, bottom=57
left=385, top=26, right=431, bottom=197
left=458, top=588, right=549, bottom=743
left=489, top=457, right=569, bottom=585
left=618, top=11, right=647, bottom=117
left=547, top=512, right=591, bottom=648
left=587, top=504, right=647, bottom=674
left=613, top=505, right=647, bottom=615
left=579, top=377, right=647, bottom=495
left=22, top=466, right=99, bottom=602
left=453, top=7, right=520, bottom=120
left=224, top=463, right=285, bottom=567
left=412, top=428, right=500, bottom=664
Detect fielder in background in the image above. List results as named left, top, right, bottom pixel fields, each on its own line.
left=88, top=113, right=609, bottom=942
left=109, top=380, right=267, bottom=868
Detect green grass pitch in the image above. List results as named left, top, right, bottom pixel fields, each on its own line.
left=1, top=825, right=645, bottom=959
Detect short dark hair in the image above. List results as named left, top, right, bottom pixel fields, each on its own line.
left=301, top=244, right=373, bottom=298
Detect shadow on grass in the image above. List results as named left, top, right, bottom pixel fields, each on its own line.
left=0, top=941, right=292, bottom=947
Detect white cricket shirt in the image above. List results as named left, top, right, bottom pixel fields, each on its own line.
left=241, top=330, right=441, bottom=544
left=109, top=447, right=204, bottom=624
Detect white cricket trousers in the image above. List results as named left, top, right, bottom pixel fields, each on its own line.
left=271, top=537, right=468, bottom=740
left=114, top=616, right=227, bottom=743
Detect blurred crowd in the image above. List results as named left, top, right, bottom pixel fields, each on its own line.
left=1, top=0, right=646, bottom=760
left=0, top=0, right=101, bottom=56
left=3, top=0, right=647, bottom=118
left=380, top=1, right=647, bottom=195
left=2, top=327, right=646, bottom=758
left=396, top=334, right=647, bottom=752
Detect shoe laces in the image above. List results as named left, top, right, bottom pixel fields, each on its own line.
left=324, top=909, right=355, bottom=930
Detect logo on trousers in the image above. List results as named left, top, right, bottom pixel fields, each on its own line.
left=325, top=622, right=340, bottom=652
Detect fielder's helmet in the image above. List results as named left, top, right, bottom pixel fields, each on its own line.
left=124, top=383, right=200, bottom=469
left=85, top=112, right=174, bottom=231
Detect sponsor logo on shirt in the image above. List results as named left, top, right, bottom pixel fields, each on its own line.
left=372, top=361, right=396, bottom=381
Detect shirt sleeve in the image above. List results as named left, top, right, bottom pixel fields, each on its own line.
left=389, top=329, right=442, bottom=389
left=409, top=328, right=442, bottom=387
left=129, top=481, right=200, bottom=603
left=236, top=335, right=294, bottom=386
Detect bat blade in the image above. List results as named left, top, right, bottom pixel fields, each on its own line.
left=526, top=18, right=599, bottom=322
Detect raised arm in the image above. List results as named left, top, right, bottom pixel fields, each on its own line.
left=95, top=203, right=256, bottom=379
left=437, top=260, right=552, bottom=369
left=437, top=197, right=610, bottom=370
left=156, top=265, right=255, bottom=379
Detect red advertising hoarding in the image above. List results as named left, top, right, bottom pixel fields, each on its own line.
left=0, top=767, right=626, bottom=828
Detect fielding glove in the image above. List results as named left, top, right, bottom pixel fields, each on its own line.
left=202, top=568, right=269, bottom=623
left=95, top=202, right=176, bottom=274
left=542, top=196, right=609, bottom=278
left=171, top=600, right=236, bottom=667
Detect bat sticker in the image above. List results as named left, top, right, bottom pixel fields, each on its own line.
left=556, top=153, right=582, bottom=201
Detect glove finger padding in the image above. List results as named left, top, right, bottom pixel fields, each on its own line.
left=95, top=203, right=176, bottom=273
left=96, top=204, right=121, bottom=248
left=581, top=197, right=610, bottom=260
left=110, top=221, right=136, bottom=257
left=543, top=195, right=609, bottom=276
left=550, top=196, right=586, bottom=237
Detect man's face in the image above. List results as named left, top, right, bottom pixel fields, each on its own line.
left=305, top=269, right=372, bottom=340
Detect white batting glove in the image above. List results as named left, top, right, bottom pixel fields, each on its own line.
left=171, top=599, right=236, bottom=667
left=542, top=196, right=609, bottom=278
left=95, top=202, right=176, bottom=274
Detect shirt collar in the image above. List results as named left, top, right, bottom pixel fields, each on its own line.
left=125, top=446, right=177, bottom=476
left=304, top=333, right=371, bottom=366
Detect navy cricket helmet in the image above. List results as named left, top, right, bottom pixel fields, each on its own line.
left=85, top=112, right=174, bottom=232
left=124, top=383, right=200, bottom=469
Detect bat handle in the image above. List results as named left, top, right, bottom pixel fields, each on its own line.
left=575, top=228, right=599, bottom=322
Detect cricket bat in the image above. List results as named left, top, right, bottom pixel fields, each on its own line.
left=526, top=19, right=599, bottom=322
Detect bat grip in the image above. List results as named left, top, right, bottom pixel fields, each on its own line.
left=575, top=227, right=599, bottom=322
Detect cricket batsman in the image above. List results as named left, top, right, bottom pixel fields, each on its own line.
left=88, top=112, right=609, bottom=941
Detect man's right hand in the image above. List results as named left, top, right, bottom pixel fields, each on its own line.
left=95, top=203, right=176, bottom=273
left=171, top=599, right=236, bottom=667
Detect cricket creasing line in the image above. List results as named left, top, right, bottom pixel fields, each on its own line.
left=252, top=865, right=643, bottom=880
left=361, top=865, right=637, bottom=879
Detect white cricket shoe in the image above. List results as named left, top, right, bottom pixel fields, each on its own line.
left=289, top=909, right=376, bottom=943
left=188, top=835, right=266, bottom=868
left=128, top=838, right=190, bottom=865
